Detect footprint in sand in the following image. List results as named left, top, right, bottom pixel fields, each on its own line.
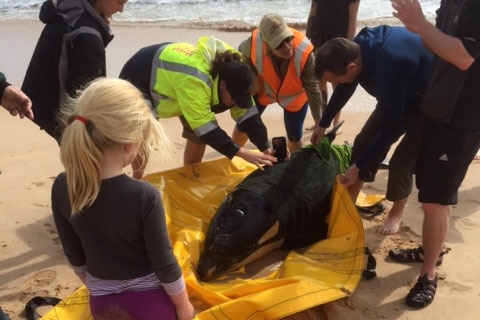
left=43, top=222, right=61, bottom=245
left=32, top=181, right=45, bottom=187
left=446, top=279, right=472, bottom=293
left=43, top=222, right=57, bottom=235
left=21, top=269, right=57, bottom=299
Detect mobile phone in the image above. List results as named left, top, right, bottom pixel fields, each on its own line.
left=272, top=136, right=287, bottom=161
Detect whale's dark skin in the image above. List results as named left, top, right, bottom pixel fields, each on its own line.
left=197, top=130, right=350, bottom=281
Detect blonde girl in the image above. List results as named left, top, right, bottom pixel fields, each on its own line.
left=52, top=78, right=194, bottom=320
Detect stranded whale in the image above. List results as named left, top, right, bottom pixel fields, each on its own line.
left=197, top=125, right=364, bottom=281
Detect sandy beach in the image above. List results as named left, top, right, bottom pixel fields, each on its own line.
left=1, top=20, right=480, bottom=320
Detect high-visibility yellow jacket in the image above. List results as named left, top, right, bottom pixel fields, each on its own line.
left=250, top=28, right=314, bottom=112
left=150, top=36, right=269, bottom=157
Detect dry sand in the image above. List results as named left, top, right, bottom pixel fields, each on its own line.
left=1, top=20, right=480, bottom=320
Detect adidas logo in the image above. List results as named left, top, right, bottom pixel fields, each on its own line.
left=438, top=154, right=449, bottom=161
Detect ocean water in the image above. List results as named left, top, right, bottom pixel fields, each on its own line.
left=0, top=0, right=440, bottom=29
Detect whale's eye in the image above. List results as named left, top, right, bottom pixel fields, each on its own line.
left=234, top=208, right=245, bottom=216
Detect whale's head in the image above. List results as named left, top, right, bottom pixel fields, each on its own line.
left=197, top=188, right=281, bottom=281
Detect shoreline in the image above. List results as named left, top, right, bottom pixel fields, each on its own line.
left=0, top=16, right=407, bottom=32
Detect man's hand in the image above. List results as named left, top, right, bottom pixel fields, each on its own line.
left=237, top=147, right=277, bottom=170
left=337, top=163, right=360, bottom=187
left=391, top=0, right=428, bottom=33
left=310, top=124, right=327, bottom=145
left=1, top=85, right=34, bottom=120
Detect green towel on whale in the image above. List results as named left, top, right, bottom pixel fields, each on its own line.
left=236, top=140, right=352, bottom=248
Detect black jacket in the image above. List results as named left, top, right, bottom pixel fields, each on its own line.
left=22, top=0, right=113, bottom=141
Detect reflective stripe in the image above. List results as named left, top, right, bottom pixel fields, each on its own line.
left=157, top=60, right=211, bottom=86
left=261, top=83, right=277, bottom=104
left=231, top=104, right=259, bottom=123
left=194, top=119, right=220, bottom=136
left=150, top=43, right=212, bottom=106
left=276, top=93, right=297, bottom=106
left=254, top=34, right=264, bottom=75
left=149, top=43, right=169, bottom=105
left=293, top=38, right=311, bottom=78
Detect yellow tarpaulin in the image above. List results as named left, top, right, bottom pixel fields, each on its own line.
left=355, top=191, right=386, bottom=208
left=40, top=286, right=91, bottom=320
left=41, top=156, right=365, bottom=320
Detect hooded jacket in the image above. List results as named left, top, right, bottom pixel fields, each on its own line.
left=22, top=0, right=113, bottom=141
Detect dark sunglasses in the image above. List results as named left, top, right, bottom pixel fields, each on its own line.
left=275, top=36, right=293, bottom=50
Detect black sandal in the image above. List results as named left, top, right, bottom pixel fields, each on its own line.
left=406, top=275, right=437, bottom=308
left=356, top=203, right=385, bottom=219
left=388, top=246, right=447, bottom=266
left=362, top=247, right=377, bottom=280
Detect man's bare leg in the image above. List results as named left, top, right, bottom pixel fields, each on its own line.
left=184, top=139, right=206, bottom=165
left=420, top=203, right=450, bottom=279
left=377, top=197, right=407, bottom=235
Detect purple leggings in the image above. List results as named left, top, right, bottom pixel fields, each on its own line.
left=89, top=288, right=176, bottom=320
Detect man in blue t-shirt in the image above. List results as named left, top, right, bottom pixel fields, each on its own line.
left=310, top=25, right=435, bottom=235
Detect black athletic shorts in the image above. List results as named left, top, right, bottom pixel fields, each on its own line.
left=416, top=119, right=480, bottom=205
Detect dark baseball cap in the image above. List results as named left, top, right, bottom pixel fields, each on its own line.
left=220, top=60, right=255, bottom=108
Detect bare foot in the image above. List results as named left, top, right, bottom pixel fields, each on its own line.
left=376, top=215, right=402, bottom=235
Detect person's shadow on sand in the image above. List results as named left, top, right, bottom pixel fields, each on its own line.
left=0, top=215, right=66, bottom=303
left=448, top=185, right=480, bottom=243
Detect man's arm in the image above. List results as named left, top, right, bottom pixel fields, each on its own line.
left=302, top=54, right=323, bottom=116
left=236, top=112, right=271, bottom=152
left=347, top=0, right=360, bottom=39
left=319, top=82, right=357, bottom=128
left=391, top=0, right=474, bottom=70
left=310, top=82, right=357, bottom=145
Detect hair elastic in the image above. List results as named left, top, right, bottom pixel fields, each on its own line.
left=75, top=115, right=88, bottom=125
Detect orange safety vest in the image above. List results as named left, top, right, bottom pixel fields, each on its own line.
left=250, top=28, right=313, bottom=112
